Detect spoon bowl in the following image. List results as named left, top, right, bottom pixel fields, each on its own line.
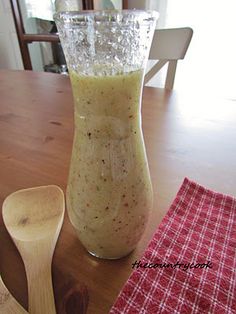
left=3, top=186, right=64, bottom=242
left=2, top=185, right=65, bottom=314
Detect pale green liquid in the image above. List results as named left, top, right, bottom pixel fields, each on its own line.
left=67, top=70, right=153, bottom=259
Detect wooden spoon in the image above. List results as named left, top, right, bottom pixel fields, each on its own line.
left=0, top=275, right=28, bottom=313
left=2, top=185, right=65, bottom=314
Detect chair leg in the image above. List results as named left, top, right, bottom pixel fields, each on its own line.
left=165, top=60, right=177, bottom=90
left=144, top=60, right=167, bottom=85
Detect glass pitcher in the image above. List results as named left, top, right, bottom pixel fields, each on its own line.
left=54, top=10, right=158, bottom=259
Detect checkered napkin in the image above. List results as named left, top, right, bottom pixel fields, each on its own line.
left=110, top=178, right=236, bottom=314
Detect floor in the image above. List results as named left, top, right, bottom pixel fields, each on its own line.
left=151, top=0, right=236, bottom=101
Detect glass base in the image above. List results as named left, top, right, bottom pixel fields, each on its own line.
left=88, top=248, right=134, bottom=260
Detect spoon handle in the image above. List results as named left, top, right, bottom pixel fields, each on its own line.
left=0, top=276, right=28, bottom=314
left=23, top=243, right=56, bottom=314
left=25, top=263, right=56, bottom=314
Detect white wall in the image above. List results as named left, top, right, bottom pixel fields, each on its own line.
left=127, top=0, right=167, bottom=28
left=0, top=0, right=23, bottom=69
left=127, top=0, right=158, bottom=10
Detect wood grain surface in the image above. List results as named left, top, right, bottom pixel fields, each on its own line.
left=0, top=70, right=235, bottom=313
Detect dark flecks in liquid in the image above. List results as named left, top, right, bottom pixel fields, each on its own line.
left=87, top=132, right=91, bottom=139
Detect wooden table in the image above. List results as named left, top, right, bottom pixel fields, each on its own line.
left=0, top=70, right=236, bottom=313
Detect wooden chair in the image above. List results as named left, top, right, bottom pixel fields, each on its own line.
left=144, top=27, right=193, bottom=90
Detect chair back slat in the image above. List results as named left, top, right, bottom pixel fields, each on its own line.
left=149, top=27, right=193, bottom=60
left=145, top=27, right=193, bottom=89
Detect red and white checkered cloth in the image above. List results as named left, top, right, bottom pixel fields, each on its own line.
left=110, top=178, right=236, bottom=314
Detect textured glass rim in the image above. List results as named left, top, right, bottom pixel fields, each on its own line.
left=54, top=9, right=159, bottom=24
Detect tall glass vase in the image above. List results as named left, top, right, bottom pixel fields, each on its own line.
left=55, top=10, right=158, bottom=259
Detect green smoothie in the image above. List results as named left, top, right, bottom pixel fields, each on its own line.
left=67, top=69, right=153, bottom=259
